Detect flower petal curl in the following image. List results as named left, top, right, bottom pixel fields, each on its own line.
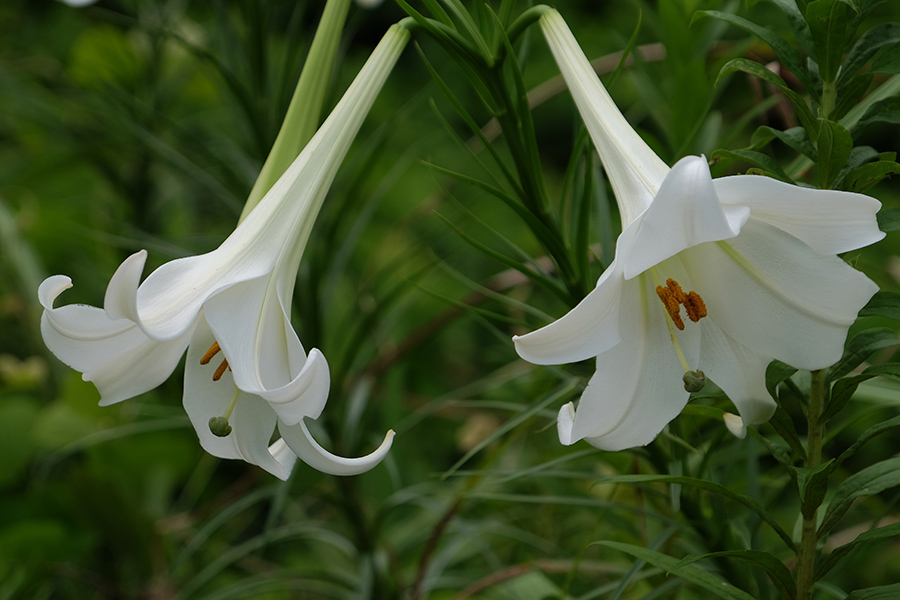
left=279, top=420, right=395, bottom=476
left=714, top=175, right=884, bottom=255
left=40, top=275, right=191, bottom=406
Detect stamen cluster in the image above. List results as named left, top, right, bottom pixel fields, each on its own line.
left=655, top=278, right=707, bottom=330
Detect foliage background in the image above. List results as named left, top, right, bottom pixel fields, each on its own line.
left=1, top=0, right=899, bottom=598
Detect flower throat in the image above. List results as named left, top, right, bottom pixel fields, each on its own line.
left=650, top=272, right=708, bottom=393
left=201, top=341, right=238, bottom=437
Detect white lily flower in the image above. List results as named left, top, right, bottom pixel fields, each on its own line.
left=38, top=25, right=410, bottom=480
left=514, top=10, right=884, bottom=449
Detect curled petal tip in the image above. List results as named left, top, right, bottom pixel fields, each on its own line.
left=557, top=402, right=577, bottom=446
left=723, top=413, right=747, bottom=439
left=280, top=419, right=395, bottom=476
left=38, top=275, right=73, bottom=310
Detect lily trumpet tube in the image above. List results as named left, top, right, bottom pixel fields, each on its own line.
left=513, top=10, right=884, bottom=450
left=39, top=24, right=410, bottom=480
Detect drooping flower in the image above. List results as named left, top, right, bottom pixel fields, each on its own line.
left=39, top=24, right=410, bottom=480
left=513, top=10, right=884, bottom=450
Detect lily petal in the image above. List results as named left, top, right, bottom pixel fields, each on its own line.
left=203, top=277, right=330, bottom=425
left=715, top=175, right=884, bottom=255
left=723, top=413, right=746, bottom=438
left=103, top=250, right=146, bottom=322
left=680, top=219, right=878, bottom=370
left=566, top=269, right=700, bottom=448
left=514, top=257, right=625, bottom=365
left=40, top=275, right=191, bottom=405
left=539, top=10, right=669, bottom=226
left=279, top=420, right=395, bottom=476
left=623, top=156, right=749, bottom=280
left=183, top=322, right=298, bottom=480
left=698, top=320, right=776, bottom=433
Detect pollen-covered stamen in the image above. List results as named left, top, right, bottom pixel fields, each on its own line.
left=683, top=291, right=707, bottom=323
left=200, top=342, right=221, bottom=365
left=655, top=279, right=686, bottom=330
left=212, top=358, right=230, bottom=381
left=655, top=278, right=707, bottom=329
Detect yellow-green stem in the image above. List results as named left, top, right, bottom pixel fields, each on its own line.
left=797, top=369, right=826, bottom=600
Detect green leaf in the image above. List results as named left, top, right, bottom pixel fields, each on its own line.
left=698, top=11, right=816, bottom=93
left=853, top=96, right=900, bottom=134
left=441, top=380, right=579, bottom=479
left=871, top=41, right=900, bottom=74
left=860, top=290, right=900, bottom=319
left=835, top=414, right=900, bottom=469
left=439, top=0, right=494, bottom=65
left=845, top=582, right=900, bottom=599
left=806, top=0, right=852, bottom=84
left=766, top=360, right=799, bottom=401
left=796, top=459, right=834, bottom=517
left=750, top=126, right=817, bottom=160
left=817, top=119, right=853, bottom=189
left=771, top=0, right=816, bottom=57
left=816, top=522, right=900, bottom=580
left=595, top=474, right=797, bottom=550
left=710, top=149, right=795, bottom=183
left=716, top=58, right=819, bottom=135
left=420, top=0, right=453, bottom=27
left=844, top=161, right=900, bottom=193
left=828, top=328, right=900, bottom=381
left=769, top=407, right=807, bottom=462
left=240, top=0, right=350, bottom=220
left=832, top=74, right=874, bottom=122
left=678, top=550, right=796, bottom=600
left=432, top=212, right=568, bottom=302
left=826, top=363, right=900, bottom=422
left=819, top=456, right=900, bottom=535
left=877, top=206, right=900, bottom=230
left=481, top=570, right=566, bottom=600
left=607, top=10, right=642, bottom=88
left=597, top=542, right=758, bottom=600
left=839, top=23, right=900, bottom=83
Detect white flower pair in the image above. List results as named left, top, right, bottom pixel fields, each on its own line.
left=41, top=9, right=885, bottom=474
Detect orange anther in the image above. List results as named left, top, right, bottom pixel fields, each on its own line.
left=656, top=284, right=685, bottom=330
left=683, top=291, right=707, bottom=323
left=656, top=278, right=706, bottom=329
left=212, top=358, right=230, bottom=381
left=200, top=342, right=221, bottom=365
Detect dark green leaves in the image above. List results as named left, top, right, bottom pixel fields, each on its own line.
left=828, top=328, right=900, bottom=382
left=860, top=290, right=900, bottom=319
left=597, top=542, right=758, bottom=600
left=817, top=119, right=854, bottom=188
left=716, top=58, right=819, bottom=136
left=871, top=41, right=900, bottom=74
left=816, top=523, right=900, bottom=580
left=819, top=457, right=900, bottom=535
left=845, top=582, right=900, bottom=600
left=806, top=0, right=854, bottom=84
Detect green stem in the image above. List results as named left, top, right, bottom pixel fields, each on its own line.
left=797, top=369, right=826, bottom=600
left=239, top=0, right=351, bottom=222
left=820, top=80, right=836, bottom=120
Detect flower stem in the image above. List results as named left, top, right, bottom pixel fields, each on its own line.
left=797, top=368, right=826, bottom=600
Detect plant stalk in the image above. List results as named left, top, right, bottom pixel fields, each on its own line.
left=797, top=368, right=826, bottom=600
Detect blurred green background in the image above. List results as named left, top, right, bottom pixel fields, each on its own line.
left=1, top=0, right=899, bottom=598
